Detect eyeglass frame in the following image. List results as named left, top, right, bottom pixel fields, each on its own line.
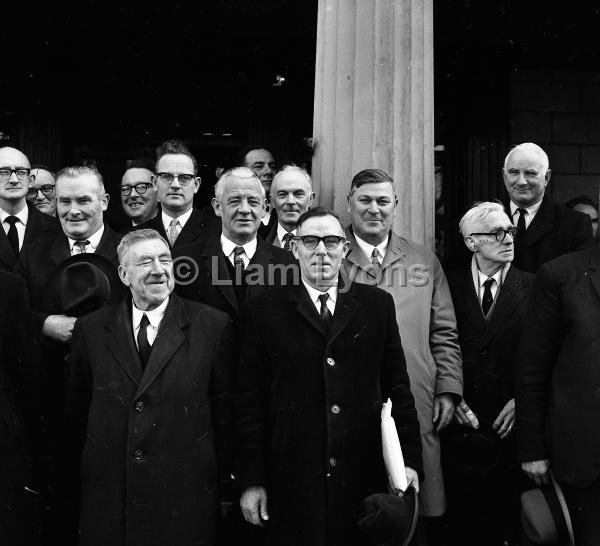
left=468, top=227, right=518, bottom=242
left=26, top=184, right=56, bottom=199
left=120, top=182, right=156, bottom=196
left=0, top=167, right=32, bottom=182
left=156, top=172, right=197, bottom=186
left=293, top=235, right=346, bottom=250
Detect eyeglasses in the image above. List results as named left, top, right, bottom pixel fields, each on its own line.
left=294, top=235, right=345, bottom=250
left=120, top=182, right=154, bottom=196
left=156, top=172, right=195, bottom=186
left=26, top=185, right=55, bottom=199
left=0, top=167, right=31, bottom=182
left=469, top=227, right=518, bottom=242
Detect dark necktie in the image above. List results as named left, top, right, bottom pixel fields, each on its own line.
left=137, top=314, right=151, bottom=369
left=318, top=293, right=332, bottom=326
left=233, top=246, right=245, bottom=270
left=73, top=240, right=90, bottom=254
left=515, top=208, right=527, bottom=238
left=481, top=278, right=495, bottom=317
left=4, top=216, right=19, bottom=256
left=282, top=232, right=293, bottom=251
left=371, top=248, right=381, bottom=267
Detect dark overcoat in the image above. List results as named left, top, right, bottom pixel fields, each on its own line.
left=516, top=243, right=600, bottom=487
left=67, top=294, right=235, bottom=546
left=235, top=281, right=423, bottom=546
left=510, top=194, right=594, bottom=273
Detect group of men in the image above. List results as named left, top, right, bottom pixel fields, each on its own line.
left=0, top=138, right=598, bottom=546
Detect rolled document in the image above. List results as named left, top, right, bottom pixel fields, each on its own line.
left=381, top=398, right=408, bottom=493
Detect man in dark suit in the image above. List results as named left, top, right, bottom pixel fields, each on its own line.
left=503, top=142, right=594, bottom=273
left=66, top=229, right=235, bottom=546
left=516, top=242, right=600, bottom=545
left=136, top=139, right=219, bottom=246
left=262, top=165, right=314, bottom=249
left=120, top=162, right=158, bottom=227
left=173, top=167, right=296, bottom=323
left=0, top=147, right=58, bottom=272
left=235, top=208, right=422, bottom=546
left=445, top=202, right=534, bottom=545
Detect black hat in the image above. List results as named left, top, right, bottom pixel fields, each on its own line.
left=42, top=254, right=123, bottom=317
left=521, top=472, right=575, bottom=545
left=358, top=487, right=419, bottom=546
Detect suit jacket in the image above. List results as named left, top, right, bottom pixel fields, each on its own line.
left=516, top=243, right=600, bottom=488
left=510, top=194, right=594, bottom=273
left=235, top=281, right=422, bottom=546
left=447, top=263, right=533, bottom=422
left=342, top=229, right=462, bottom=516
left=172, top=235, right=297, bottom=322
left=0, top=203, right=59, bottom=272
left=257, top=209, right=278, bottom=240
left=135, top=207, right=220, bottom=248
left=67, top=294, right=235, bottom=546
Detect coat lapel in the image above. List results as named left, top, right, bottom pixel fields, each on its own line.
left=175, top=209, right=203, bottom=247
left=200, top=237, right=239, bottom=314
left=515, top=196, right=554, bottom=255
left=0, top=229, right=16, bottom=269
left=95, top=226, right=119, bottom=264
left=49, top=235, right=71, bottom=267
left=106, top=299, right=142, bottom=385
left=459, top=267, right=487, bottom=333
left=291, top=283, right=329, bottom=337
left=344, top=229, right=377, bottom=280
left=327, top=278, right=359, bottom=345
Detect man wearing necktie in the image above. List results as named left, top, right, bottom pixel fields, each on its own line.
left=445, top=202, right=534, bottom=545
left=66, top=229, right=234, bottom=546
left=502, top=142, right=594, bottom=273
left=235, top=208, right=422, bottom=546
left=0, top=147, right=58, bottom=272
left=262, top=165, right=314, bottom=250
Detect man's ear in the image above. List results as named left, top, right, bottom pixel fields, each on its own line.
left=290, top=239, right=300, bottom=260
left=118, top=264, right=130, bottom=287
left=193, top=176, right=202, bottom=194
left=212, top=197, right=222, bottom=217
left=465, top=236, right=477, bottom=253
left=544, top=169, right=551, bottom=184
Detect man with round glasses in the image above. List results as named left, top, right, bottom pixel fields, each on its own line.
left=27, top=165, right=57, bottom=217
left=235, top=207, right=422, bottom=545
left=120, top=164, right=158, bottom=226
left=443, top=202, right=534, bottom=545
left=0, top=147, right=58, bottom=272
left=136, top=139, right=219, bottom=246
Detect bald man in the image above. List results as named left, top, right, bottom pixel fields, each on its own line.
left=0, top=147, right=58, bottom=271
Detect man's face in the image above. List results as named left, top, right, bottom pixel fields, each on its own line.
left=121, top=168, right=158, bottom=224
left=119, top=238, right=174, bottom=311
left=291, top=215, right=350, bottom=288
left=271, top=171, right=314, bottom=232
left=0, top=147, right=31, bottom=204
left=467, top=210, right=515, bottom=267
left=347, top=182, right=397, bottom=244
left=244, top=149, right=276, bottom=194
left=503, top=148, right=549, bottom=208
left=27, top=168, right=56, bottom=216
left=156, top=154, right=199, bottom=215
left=213, top=176, right=266, bottom=244
left=56, top=174, right=108, bottom=240
left=574, top=203, right=599, bottom=236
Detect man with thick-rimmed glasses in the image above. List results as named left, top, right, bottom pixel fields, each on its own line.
left=135, top=139, right=219, bottom=246
left=120, top=164, right=158, bottom=226
left=0, top=147, right=58, bottom=271
left=27, top=165, right=57, bottom=217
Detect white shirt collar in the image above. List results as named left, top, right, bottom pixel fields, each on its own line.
left=68, top=224, right=104, bottom=252
left=476, top=267, right=503, bottom=289
left=354, top=232, right=388, bottom=262
left=162, top=208, right=193, bottom=232
left=509, top=199, right=543, bottom=218
left=276, top=223, right=296, bottom=244
left=470, top=254, right=511, bottom=290
left=261, top=210, right=271, bottom=226
left=0, top=203, right=28, bottom=226
left=220, top=233, right=258, bottom=262
left=301, top=278, right=338, bottom=306
left=132, top=295, right=169, bottom=330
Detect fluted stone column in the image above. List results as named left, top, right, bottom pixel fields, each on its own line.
left=312, top=0, right=435, bottom=247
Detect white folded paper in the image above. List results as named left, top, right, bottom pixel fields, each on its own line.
left=381, top=398, right=408, bottom=492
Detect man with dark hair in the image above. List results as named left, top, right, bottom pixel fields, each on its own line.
left=66, top=229, right=235, bottom=546
left=27, top=165, right=57, bottom=217
left=502, top=142, right=594, bottom=273
left=343, top=168, right=463, bottom=538
left=564, top=195, right=598, bottom=237
left=236, top=207, right=422, bottom=545
left=0, top=147, right=58, bottom=271
left=120, top=164, right=158, bottom=227
left=136, top=139, right=219, bottom=245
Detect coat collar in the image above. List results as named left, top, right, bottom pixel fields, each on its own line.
left=344, top=228, right=407, bottom=279
left=49, top=225, right=119, bottom=267
left=513, top=194, right=555, bottom=255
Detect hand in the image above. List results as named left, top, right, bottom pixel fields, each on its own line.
left=405, top=467, right=419, bottom=494
left=433, top=393, right=456, bottom=432
left=521, top=459, right=550, bottom=486
left=453, top=400, right=480, bottom=429
left=240, top=486, right=269, bottom=526
left=42, top=315, right=77, bottom=343
left=492, top=398, right=515, bottom=439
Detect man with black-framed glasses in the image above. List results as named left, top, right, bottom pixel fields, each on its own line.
left=135, top=139, right=219, bottom=246
left=0, top=147, right=58, bottom=272
left=27, top=165, right=57, bottom=217
left=120, top=165, right=158, bottom=226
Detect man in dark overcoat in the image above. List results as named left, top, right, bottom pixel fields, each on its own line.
left=66, top=228, right=235, bottom=546
left=235, top=208, right=422, bottom=546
